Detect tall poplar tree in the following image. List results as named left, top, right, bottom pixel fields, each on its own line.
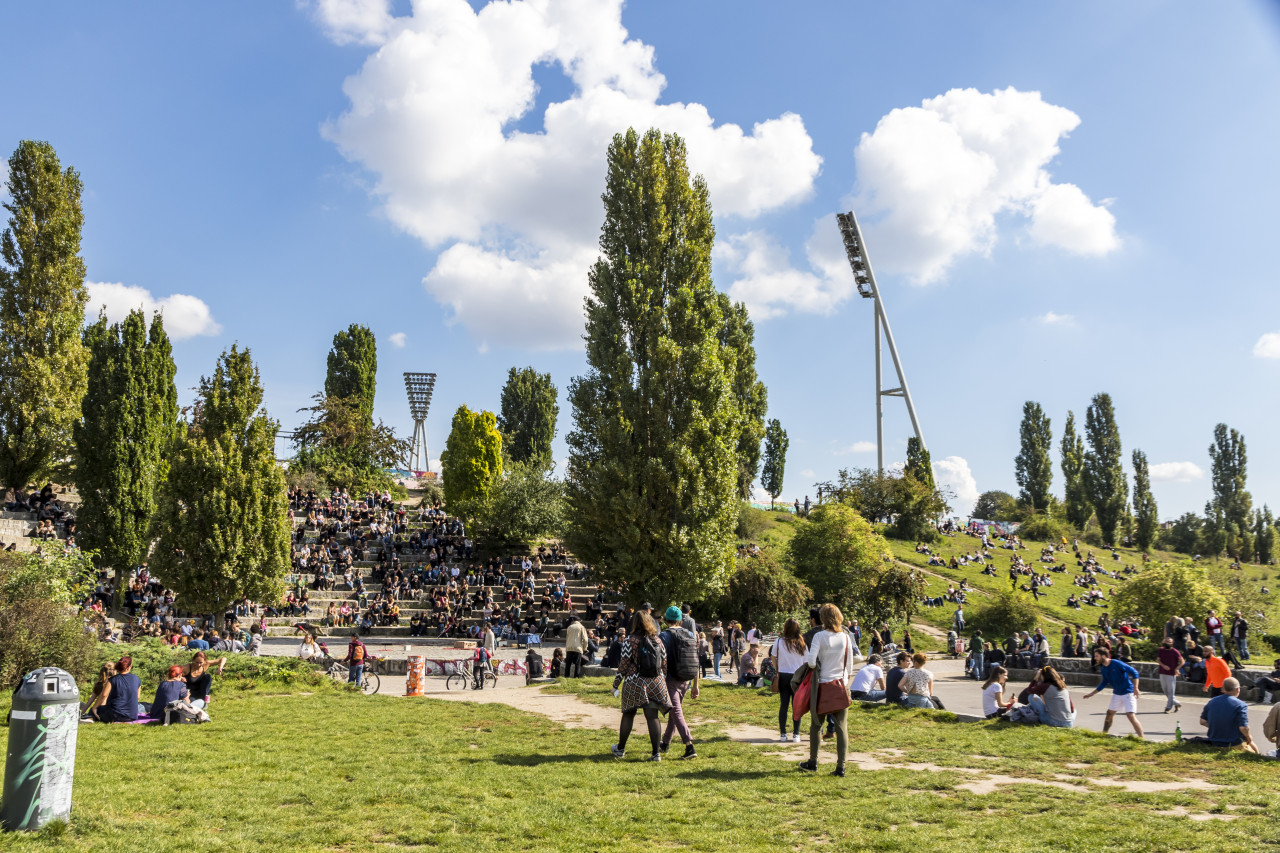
left=566, top=128, right=740, bottom=604
left=1082, top=393, right=1127, bottom=546
left=151, top=346, right=289, bottom=615
left=716, top=293, right=768, bottom=500
left=1014, top=401, right=1053, bottom=511
left=324, top=324, right=377, bottom=419
left=1060, top=411, right=1089, bottom=528
left=440, top=404, right=503, bottom=520
left=1253, top=506, right=1276, bottom=566
left=497, top=366, right=558, bottom=465
left=904, top=437, right=935, bottom=491
left=760, top=418, right=788, bottom=508
left=1131, top=449, right=1158, bottom=551
left=0, top=141, right=89, bottom=487
left=1207, top=423, right=1252, bottom=559
left=74, top=310, right=178, bottom=574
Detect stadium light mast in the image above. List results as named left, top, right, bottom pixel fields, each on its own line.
left=403, top=372, right=437, bottom=475
left=836, top=211, right=925, bottom=473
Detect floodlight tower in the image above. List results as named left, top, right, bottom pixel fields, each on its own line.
left=403, top=372, right=437, bottom=474
left=835, top=211, right=925, bottom=473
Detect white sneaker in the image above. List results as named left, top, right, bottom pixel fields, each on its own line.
left=791, top=733, right=802, bottom=743
left=779, top=734, right=790, bottom=742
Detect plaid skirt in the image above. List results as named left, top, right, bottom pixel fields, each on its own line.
left=620, top=674, right=671, bottom=712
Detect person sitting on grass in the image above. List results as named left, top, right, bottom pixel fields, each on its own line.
left=89, top=656, right=144, bottom=723
left=900, top=653, right=936, bottom=709
left=183, top=651, right=227, bottom=711
left=1196, top=677, right=1259, bottom=753
left=82, top=663, right=117, bottom=719
left=1026, top=666, right=1076, bottom=728
left=298, top=633, right=323, bottom=662
left=150, top=665, right=191, bottom=723
left=737, top=642, right=762, bottom=687
left=850, top=654, right=887, bottom=702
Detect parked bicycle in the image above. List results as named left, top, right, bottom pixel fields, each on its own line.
left=445, top=660, right=496, bottom=691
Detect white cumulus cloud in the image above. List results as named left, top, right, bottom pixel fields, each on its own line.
left=933, top=455, right=979, bottom=516
left=853, top=87, right=1119, bottom=283
left=800, top=469, right=815, bottom=479
left=835, top=440, right=877, bottom=455
left=1037, top=311, right=1075, bottom=326
left=84, top=281, right=221, bottom=340
left=1149, top=461, right=1205, bottom=483
left=317, top=0, right=822, bottom=348
left=1253, top=332, right=1280, bottom=359
left=719, top=220, right=853, bottom=320
left=388, top=331, right=407, bottom=348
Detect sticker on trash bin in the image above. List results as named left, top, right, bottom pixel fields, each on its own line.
left=10, top=709, right=35, bottom=720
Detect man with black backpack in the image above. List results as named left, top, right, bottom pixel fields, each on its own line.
left=659, top=605, right=700, bottom=759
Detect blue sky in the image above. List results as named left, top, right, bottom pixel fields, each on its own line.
left=2, top=1, right=1279, bottom=518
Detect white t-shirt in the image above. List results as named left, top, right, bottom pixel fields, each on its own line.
left=850, top=663, right=884, bottom=694
left=805, top=630, right=856, bottom=684
left=772, top=638, right=807, bottom=674
left=982, top=682, right=1004, bottom=716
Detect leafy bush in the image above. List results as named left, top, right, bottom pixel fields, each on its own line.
left=1016, top=513, right=1074, bottom=545
left=0, top=551, right=98, bottom=689
left=714, top=551, right=811, bottom=632
left=1108, top=560, right=1227, bottom=634
left=736, top=503, right=770, bottom=541
left=970, top=591, right=1040, bottom=639
left=479, top=459, right=565, bottom=546
left=95, top=639, right=349, bottom=700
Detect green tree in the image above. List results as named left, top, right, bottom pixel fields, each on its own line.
left=480, top=458, right=565, bottom=545
left=1082, top=393, right=1127, bottom=546
left=440, top=404, right=503, bottom=521
left=1108, top=560, right=1227, bottom=635
left=970, top=590, right=1040, bottom=640
left=564, top=128, right=740, bottom=605
left=0, top=549, right=97, bottom=688
left=1014, top=401, right=1053, bottom=510
left=497, top=366, right=559, bottom=465
left=74, top=310, right=178, bottom=575
left=717, top=294, right=768, bottom=499
left=1060, top=411, right=1089, bottom=528
left=1130, top=450, right=1159, bottom=551
left=290, top=393, right=410, bottom=494
left=760, top=418, right=788, bottom=508
left=151, top=346, right=290, bottom=615
left=0, top=140, right=89, bottom=488
left=904, top=437, right=936, bottom=491
left=973, top=490, right=1018, bottom=522
left=789, top=502, right=923, bottom=626
left=1254, top=506, right=1276, bottom=566
left=1158, top=512, right=1203, bottom=555
left=1207, top=423, right=1252, bottom=560
left=324, top=324, right=377, bottom=419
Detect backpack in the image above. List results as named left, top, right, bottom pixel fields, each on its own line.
left=666, top=628, right=699, bottom=682
left=164, top=699, right=210, bottom=725
left=635, top=635, right=661, bottom=678
left=527, top=652, right=545, bottom=678
left=351, top=643, right=365, bottom=663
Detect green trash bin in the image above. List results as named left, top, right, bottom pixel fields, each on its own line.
left=1, top=667, right=79, bottom=831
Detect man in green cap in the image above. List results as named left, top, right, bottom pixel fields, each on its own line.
left=659, top=604, right=700, bottom=759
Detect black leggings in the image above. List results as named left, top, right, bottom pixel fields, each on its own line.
left=618, top=706, right=662, bottom=755
left=777, top=672, right=800, bottom=735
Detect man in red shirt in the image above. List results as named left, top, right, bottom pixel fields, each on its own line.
left=1205, top=611, right=1225, bottom=656
left=1156, top=638, right=1183, bottom=713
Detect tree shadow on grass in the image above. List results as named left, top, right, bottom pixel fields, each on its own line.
left=671, top=768, right=781, bottom=781
left=489, top=752, right=619, bottom=766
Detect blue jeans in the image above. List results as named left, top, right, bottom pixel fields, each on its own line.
left=1211, top=634, right=1225, bottom=654
left=1236, top=637, right=1250, bottom=659
left=971, top=653, right=984, bottom=679
left=713, top=653, right=722, bottom=678
left=852, top=690, right=886, bottom=702
left=348, top=664, right=363, bottom=684
left=903, top=694, right=933, bottom=709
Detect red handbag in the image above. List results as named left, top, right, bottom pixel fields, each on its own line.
left=792, top=671, right=812, bottom=722
left=816, top=638, right=852, bottom=715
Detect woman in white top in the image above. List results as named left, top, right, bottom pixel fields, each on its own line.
left=981, top=665, right=1013, bottom=718
left=297, top=633, right=322, bottom=662
left=770, top=618, right=808, bottom=742
left=900, top=652, right=935, bottom=709
left=798, top=604, right=856, bottom=777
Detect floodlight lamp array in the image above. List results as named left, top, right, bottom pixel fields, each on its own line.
left=836, top=212, right=876, bottom=299
left=403, top=372, right=437, bottom=421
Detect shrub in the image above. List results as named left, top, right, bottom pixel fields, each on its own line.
left=0, top=551, right=98, bottom=689
left=1016, top=514, right=1074, bottom=545
left=1108, top=560, right=1227, bottom=636
left=736, top=503, right=770, bottom=541
left=714, top=551, right=811, bottom=632
left=969, top=591, right=1040, bottom=640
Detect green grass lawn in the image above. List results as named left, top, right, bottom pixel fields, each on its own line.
left=3, top=681, right=1278, bottom=852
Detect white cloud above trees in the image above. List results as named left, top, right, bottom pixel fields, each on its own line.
left=84, top=281, right=221, bottom=340
left=1148, top=461, right=1205, bottom=483
left=314, top=0, right=821, bottom=348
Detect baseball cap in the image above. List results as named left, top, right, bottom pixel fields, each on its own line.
left=640, top=602, right=653, bottom=612
left=664, top=605, right=682, bottom=622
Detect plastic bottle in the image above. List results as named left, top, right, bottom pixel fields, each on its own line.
left=1175, top=722, right=1182, bottom=743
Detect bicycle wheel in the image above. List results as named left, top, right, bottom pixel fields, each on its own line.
left=362, top=672, right=380, bottom=695
left=445, top=673, right=468, bottom=691
left=485, top=670, right=498, bottom=689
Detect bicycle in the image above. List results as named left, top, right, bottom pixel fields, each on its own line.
left=445, top=661, right=497, bottom=691
left=326, top=656, right=382, bottom=695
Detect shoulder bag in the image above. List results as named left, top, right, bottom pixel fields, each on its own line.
left=816, top=635, right=852, bottom=715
